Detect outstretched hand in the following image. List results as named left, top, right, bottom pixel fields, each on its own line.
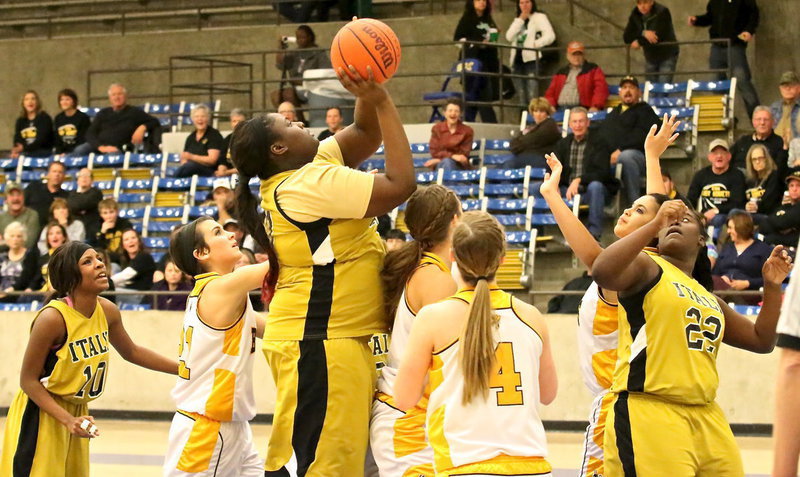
left=540, top=153, right=563, bottom=197
left=763, top=245, right=793, bottom=287
left=336, top=65, right=389, bottom=105
left=644, top=113, right=681, bottom=159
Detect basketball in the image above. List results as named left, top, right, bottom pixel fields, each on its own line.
left=330, top=18, right=401, bottom=83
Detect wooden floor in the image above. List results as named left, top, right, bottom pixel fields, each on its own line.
left=0, top=418, right=775, bottom=476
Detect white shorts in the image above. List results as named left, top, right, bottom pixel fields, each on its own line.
left=163, top=411, right=263, bottom=477
left=369, top=396, right=434, bottom=477
left=579, top=392, right=614, bottom=477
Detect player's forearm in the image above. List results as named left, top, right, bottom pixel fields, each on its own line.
left=645, top=152, right=666, bottom=195
left=593, top=221, right=659, bottom=285
left=541, top=189, right=603, bottom=268
left=377, top=98, right=414, bottom=192
left=752, top=283, right=782, bottom=352
left=20, top=378, right=75, bottom=426
left=124, top=346, right=178, bottom=375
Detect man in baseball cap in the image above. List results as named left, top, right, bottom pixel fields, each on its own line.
left=545, top=40, right=609, bottom=112
left=211, top=177, right=236, bottom=224
left=687, top=138, right=746, bottom=229
left=772, top=71, right=800, bottom=141
left=0, top=183, right=40, bottom=248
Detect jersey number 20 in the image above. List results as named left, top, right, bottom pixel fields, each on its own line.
left=489, top=342, right=523, bottom=406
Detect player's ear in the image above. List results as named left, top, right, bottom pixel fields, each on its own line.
left=193, top=246, right=209, bottom=262
left=270, top=142, right=288, bottom=156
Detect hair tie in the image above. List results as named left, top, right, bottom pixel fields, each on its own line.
left=476, top=276, right=489, bottom=281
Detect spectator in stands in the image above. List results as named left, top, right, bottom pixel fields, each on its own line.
left=278, top=102, right=298, bottom=122
left=502, top=97, right=560, bottom=169
left=454, top=0, right=500, bottom=123
left=689, top=0, right=760, bottom=118
left=601, top=76, right=660, bottom=206
left=21, top=222, right=68, bottom=295
left=771, top=71, right=800, bottom=143
left=0, top=222, right=38, bottom=302
left=624, top=0, right=679, bottom=83
left=175, top=104, right=224, bottom=178
left=789, top=137, right=800, bottom=169
left=93, top=197, right=132, bottom=260
left=544, top=41, right=608, bottom=112
left=77, top=83, right=159, bottom=155
left=552, top=106, right=615, bottom=240
left=317, top=107, right=344, bottom=141
left=211, top=177, right=236, bottom=224
left=755, top=169, right=800, bottom=246
left=217, top=108, right=246, bottom=177
left=0, top=184, right=39, bottom=249
left=36, top=198, right=85, bottom=254
left=731, top=105, right=786, bottom=174
left=687, top=138, right=747, bottom=229
left=744, top=144, right=782, bottom=217
left=24, top=161, right=68, bottom=228
left=384, top=229, right=407, bottom=252
left=67, top=167, right=103, bottom=238
left=10, top=90, right=53, bottom=159
left=150, top=257, right=191, bottom=311
left=273, top=25, right=331, bottom=123
left=53, top=88, right=90, bottom=155
left=426, top=99, right=475, bottom=171
left=661, top=167, right=689, bottom=204
left=712, top=210, right=772, bottom=303
left=111, top=228, right=155, bottom=305
left=505, top=0, right=555, bottom=106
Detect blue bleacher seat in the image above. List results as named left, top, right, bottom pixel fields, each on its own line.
left=0, top=302, right=40, bottom=312
left=410, top=143, right=430, bottom=154
left=449, top=185, right=480, bottom=197
left=461, top=199, right=482, bottom=211
left=20, top=171, right=43, bottom=182
left=95, top=180, right=116, bottom=192
left=416, top=171, right=436, bottom=184
left=128, top=153, right=163, bottom=168
left=120, top=303, right=152, bottom=311
left=482, top=154, right=512, bottom=166
left=505, top=231, right=532, bottom=245
left=485, top=139, right=511, bottom=151
left=143, top=236, right=170, bottom=250
left=118, top=207, right=146, bottom=221
left=189, top=205, right=218, bottom=219
left=150, top=206, right=185, bottom=219
left=649, top=96, right=687, bottom=108
left=151, top=251, right=165, bottom=263
left=732, top=304, right=760, bottom=315
left=0, top=159, right=17, bottom=171
left=157, top=177, right=192, bottom=191
left=21, top=156, right=52, bottom=170
left=63, top=156, right=89, bottom=169
left=117, top=193, right=152, bottom=205
left=690, top=79, right=731, bottom=93
left=91, top=154, right=124, bottom=168
left=79, top=106, right=102, bottom=118
left=441, top=170, right=481, bottom=183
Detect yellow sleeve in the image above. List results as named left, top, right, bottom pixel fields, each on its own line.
left=277, top=137, right=375, bottom=222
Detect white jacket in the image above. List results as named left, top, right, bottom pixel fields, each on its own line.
left=505, top=13, right=556, bottom=65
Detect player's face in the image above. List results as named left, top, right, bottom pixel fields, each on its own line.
left=268, top=113, right=319, bottom=165
left=657, top=210, right=704, bottom=255
left=614, top=195, right=660, bottom=238
left=78, top=249, right=109, bottom=293
left=196, top=219, right=242, bottom=269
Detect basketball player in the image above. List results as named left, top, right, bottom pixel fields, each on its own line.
left=162, top=216, right=268, bottom=477
left=592, top=201, right=791, bottom=476
left=230, top=65, right=415, bottom=476
left=0, top=242, right=178, bottom=477
left=539, top=114, right=681, bottom=477
left=394, top=212, right=558, bottom=476
left=370, top=185, right=462, bottom=477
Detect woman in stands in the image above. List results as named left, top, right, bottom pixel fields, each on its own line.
left=0, top=222, right=39, bottom=302
left=110, top=229, right=155, bottom=305
left=176, top=104, right=224, bottom=178
left=0, top=241, right=177, bottom=477
left=744, top=143, right=782, bottom=217
left=150, top=257, right=192, bottom=311
left=20, top=222, right=69, bottom=296
left=505, top=0, right=555, bottom=106
left=712, top=210, right=773, bottom=304
left=592, top=200, right=790, bottom=475
left=10, top=90, right=54, bottom=159
left=454, top=0, right=500, bottom=123
left=370, top=185, right=462, bottom=476
left=53, top=88, right=91, bottom=155
left=231, top=65, right=415, bottom=476
left=502, top=97, right=560, bottom=169
left=38, top=198, right=86, bottom=254
left=394, top=211, right=557, bottom=476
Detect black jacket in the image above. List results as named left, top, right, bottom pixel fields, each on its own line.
left=23, top=182, right=69, bottom=227
left=14, top=112, right=54, bottom=155
left=746, top=170, right=783, bottom=216
left=687, top=166, right=746, bottom=213
left=510, top=117, right=561, bottom=156
left=601, top=102, right=659, bottom=152
left=453, top=12, right=500, bottom=72
left=85, top=105, right=159, bottom=150
left=623, top=2, right=679, bottom=63
left=761, top=201, right=800, bottom=247
left=731, top=131, right=788, bottom=176
left=693, top=0, right=759, bottom=46
left=553, top=131, right=618, bottom=193
left=53, top=110, right=91, bottom=154
left=68, top=187, right=104, bottom=237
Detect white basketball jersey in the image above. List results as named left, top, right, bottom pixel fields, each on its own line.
left=577, top=282, right=618, bottom=397
left=377, top=252, right=449, bottom=397
left=172, top=272, right=258, bottom=422
left=426, top=289, right=548, bottom=471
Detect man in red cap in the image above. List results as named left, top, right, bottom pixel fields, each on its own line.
left=544, top=41, right=609, bottom=111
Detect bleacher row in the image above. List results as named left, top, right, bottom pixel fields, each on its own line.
left=79, top=99, right=222, bottom=131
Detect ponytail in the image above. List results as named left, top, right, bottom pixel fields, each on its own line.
left=460, top=277, right=497, bottom=405
left=234, top=176, right=280, bottom=304
left=381, top=240, right=423, bottom=318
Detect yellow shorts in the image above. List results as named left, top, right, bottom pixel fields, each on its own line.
left=604, top=392, right=744, bottom=477
left=437, top=454, right=552, bottom=477
left=0, top=390, right=89, bottom=477
left=263, top=337, right=376, bottom=477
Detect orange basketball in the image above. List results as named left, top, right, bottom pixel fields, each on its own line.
left=330, top=18, right=401, bottom=84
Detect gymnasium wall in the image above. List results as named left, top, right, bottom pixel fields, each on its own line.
left=0, top=310, right=779, bottom=426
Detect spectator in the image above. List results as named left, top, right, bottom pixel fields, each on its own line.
left=93, top=198, right=132, bottom=260
left=601, top=75, right=660, bottom=205
left=502, top=97, right=560, bottom=169
left=545, top=41, right=608, bottom=112
left=24, top=161, right=68, bottom=228
left=273, top=25, right=332, bottom=122
left=731, top=105, right=786, bottom=174
left=77, top=83, right=159, bottom=155
left=661, top=167, right=689, bottom=204
left=10, top=90, right=53, bottom=159
left=771, top=71, right=800, bottom=143
left=505, top=0, right=555, bottom=106
left=426, top=99, right=475, bottom=170
left=210, top=177, right=236, bottom=224
left=454, top=0, right=500, bottom=123
left=744, top=144, right=782, bottom=217
left=0, top=184, right=40, bottom=249
left=278, top=102, right=298, bottom=122
left=711, top=210, right=772, bottom=303
left=0, top=222, right=39, bottom=302
left=789, top=137, right=800, bottom=169
left=53, top=88, right=90, bottom=155
left=689, top=0, right=760, bottom=118
left=35, top=198, right=85, bottom=254
left=217, top=108, right=246, bottom=177
left=317, top=107, right=344, bottom=141
left=151, top=258, right=191, bottom=311
left=111, top=228, right=155, bottom=305
left=222, top=218, right=255, bottom=251
left=95, top=247, right=117, bottom=303
left=687, top=138, right=746, bottom=229
left=755, top=169, right=800, bottom=246
left=67, top=167, right=103, bottom=238
left=175, top=104, right=224, bottom=178
left=623, top=0, right=679, bottom=83
left=21, top=222, right=68, bottom=294
left=552, top=107, right=616, bottom=240
left=384, top=229, right=407, bottom=252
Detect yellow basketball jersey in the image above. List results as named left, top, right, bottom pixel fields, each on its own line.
left=38, top=299, right=110, bottom=405
left=259, top=139, right=386, bottom=341
left=613, top=254, right=724, bottom=404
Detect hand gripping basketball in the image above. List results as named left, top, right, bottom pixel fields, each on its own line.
left=331, top=18, right=401, bottom=83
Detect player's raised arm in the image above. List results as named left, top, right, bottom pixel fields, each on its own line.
left=645, top=114, right=680, bottom=195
